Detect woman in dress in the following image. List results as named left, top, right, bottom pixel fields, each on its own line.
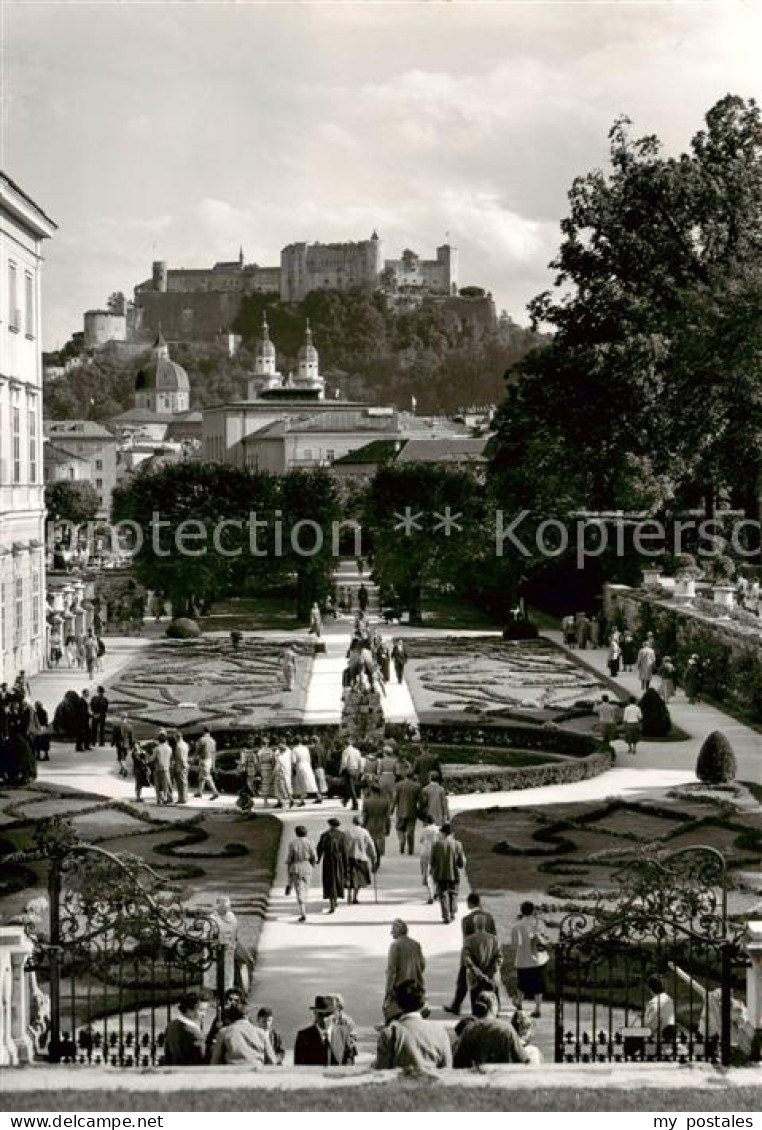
left=292, top=738, right=319, bottom=806
left=272, top=741, right=293, bottom=808
left=286, top=825, right=317, bottom=922
left=377, top=745, right=397, bottom=805
left=659, top=656, right=676, bottom=703
left=282, top=646, right=297, bottom=691
left=257, top=736, right=275, bottom=807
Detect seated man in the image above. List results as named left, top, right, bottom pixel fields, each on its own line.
left=210, top=999, right=277, bottom=1066
left=294, top=995, right=356, bottom=1066
left=163, top=992, right=206, bottom=1066
left=453, top=992, right=532, bottom=1068
left=375, top=980, right=452, bottom=1070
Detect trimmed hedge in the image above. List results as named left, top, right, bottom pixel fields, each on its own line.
left=165, top=618, right=202, bottom=639
left=639, top=687, right=672, bottom=737
left=419, top=719, right=601, bottom=759
left=696, top=731, right=737, bottom=785
left=443, top=749, right=613, bottom=795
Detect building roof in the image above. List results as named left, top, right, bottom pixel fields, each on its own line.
left=0, top=171, right=57, bottom=234
left=109, top=407, right=194, bottom=425
left=294, top=410, right=400, bottom=434
left=43, top=442, right=91, bottom=467
left=135, top=332, right=190, bottom=394
left=45, top=420, right=116, bottom=440
left=395, top=437, right=489, bottom=464
left=332, top=439, right=405, bottom=466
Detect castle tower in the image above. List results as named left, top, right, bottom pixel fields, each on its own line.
left=152, top=260, right=168, bottom=292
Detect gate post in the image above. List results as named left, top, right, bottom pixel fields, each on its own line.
left=554, top=944, right=565, bottom=1063
left=47, top=855, right=62, bottom=1063
left=743, top=921, right=762, bottom=1062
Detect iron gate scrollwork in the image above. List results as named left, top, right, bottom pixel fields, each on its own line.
left=30, top=842, right=223, bottom=1066
left=554, top=846, right=747, bottom=1066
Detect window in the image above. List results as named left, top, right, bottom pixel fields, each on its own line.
left=95, top=459, right=103, bottom=470
left=95, top=477, right=103, bottom=487
left=326, top=449, right=335, bottom=463
left=8, top=262, right=19, bottom=329
left=25, top=274, right=34, bottom=337
left=12, top=406, right=21, bottom=483
left=14, top=577, right=23, bottom=647
left=28, top=409, right=37, bottom=483
left=31, top=571, right=40, bottom=639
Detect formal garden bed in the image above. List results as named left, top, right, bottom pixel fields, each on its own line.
left=99, top=637, right=315, bottom=735
left=403, top=636, right=613, bottom=726
left=0, top=783, right=282, bottom=947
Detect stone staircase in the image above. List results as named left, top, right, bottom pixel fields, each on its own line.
left=332, top=557, right=380, bottom=615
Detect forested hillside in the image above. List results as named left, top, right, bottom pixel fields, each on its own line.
left=44, top=289, right=545, bottom=420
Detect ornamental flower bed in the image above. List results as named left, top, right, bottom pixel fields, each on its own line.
left=106, top=637, right=314, bottom=733
left=403, top=636, right=610, bottom=725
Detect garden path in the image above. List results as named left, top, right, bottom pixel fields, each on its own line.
left=541, top=630, right=762, bottom=783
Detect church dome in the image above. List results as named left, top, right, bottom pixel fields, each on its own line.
left=255, top=314, right=276, bottom=360
left=298, top=320, right=318, bottom=364
left=135, top=331, right=190, bottom=394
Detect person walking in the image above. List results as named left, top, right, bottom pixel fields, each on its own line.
left=339, top=740, right=363, bottom=811
left=684, top=654, right=702, bottom=704
left=345, top=815, right=377, bottom=904
left=292, top=737, right=319, bottom=806
left=317, top=817, right=349, bottom=914
left=462, top=913, right=503, bottom=1012
left=89, top=685, right=109, bottom=748
left=194, top=726, right=219, bottom=801
left=418, top=814, right=439, bottom=904
left=111, top=714, right=133, bottom=778
left=622, top=695, right=643, bottom=755
left=596, top=694, right=619, bottom=746
left=607, top=635, right=621, bottom=678
left=257, top=735, right=275, bottom=806
left=420, top=771, right=449, bottom=826
left=309, top=733, right=327, bottom=803
left=384, top=919, right=426, bottom=1022
left=30, top=701, right=51, bottom=762
left=75, top=689, right=92, bottom=752
left=377, top=745, right=397, bottom=805
left=658, top=656, right=677, bottom=703
left=511, top=900, right=550, bottom=1018
left=272, top=741, right=293, bottom=809
left=429, top=822, right=466, bottom=924
left=172, top=730, right=190, bottom=804
left=286, top=824, right=317, bottom=922
left=362, top=783, right=391, bottom=870
left=637, top=637, right=657, bottom=690
left=445, top=892, right=498, bottom=1016
left=148, top=731, right=173, bottom=805
left=358, top=584, right=369, bottom=614
left=282, top=646, right=297, bottom=692
left=391, top=639, right=407, bottom=684
left=309, top=603, right=322, bottom=639
left=622, top=630, right=637, bottom=672
left=132, top=743, right=150, bottom=801
left=240, top=745, right=261, bottom=801
left=83, top=630, right=99, bottom=680
left=392, top=770, right=421, bottom=855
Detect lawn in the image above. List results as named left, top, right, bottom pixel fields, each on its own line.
left=199, top=593, right=304, bottom=632
left=418, top=592, right=501, bottom=631
left=104, top=636, right=314, bottom=734
left=5, top=1085, right=762, bottom=1112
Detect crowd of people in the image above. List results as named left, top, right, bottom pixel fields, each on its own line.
left=0, top=671, right=51, bottom=783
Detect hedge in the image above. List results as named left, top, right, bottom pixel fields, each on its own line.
left=442, top=749, right=613, bottom=795
left=419, top=719, right=601, bottom=759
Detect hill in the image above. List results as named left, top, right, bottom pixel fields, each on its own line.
left=44, top=289, right=546, bottom=420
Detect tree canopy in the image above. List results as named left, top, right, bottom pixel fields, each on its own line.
left=489, top=95, right=762, bottom=519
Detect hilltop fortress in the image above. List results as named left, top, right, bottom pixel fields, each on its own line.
left=83, top=234, right=474, bottom=348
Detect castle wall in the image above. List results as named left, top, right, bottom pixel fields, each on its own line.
left=133, top=290, right=244, bottom=343
left=83, top=310, right=127, bottom=347
left=281, top=240, right=382, bottom=302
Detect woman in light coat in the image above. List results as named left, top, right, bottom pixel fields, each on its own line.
left=272, top=742, right=293, bottom=808
left=292, top=739, right=318, bottom=805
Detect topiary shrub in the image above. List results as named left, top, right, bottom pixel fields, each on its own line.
left=53, top=689, right=85, bottom=739
left=165, top=618, right=202, bottom=639
left=502, top=619, right=539, bottom=641
left=639, top=687, right=672, bottom=737
left=696, top=730, right=737, bottom=784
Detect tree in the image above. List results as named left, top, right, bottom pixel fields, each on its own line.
left=45, top=481, right=100, bottom=527
left=695, top=730, right=737, bottom=784
left=279, top=468, right=342, bottom=620
left=363, top=464, right=484, bottom=623
left=493, top=95, right=762, bottom=519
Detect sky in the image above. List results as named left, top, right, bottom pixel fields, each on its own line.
left=3, top=0, right=762, bottom=350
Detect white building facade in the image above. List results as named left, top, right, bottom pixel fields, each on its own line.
left=0, top=174, right=57, bottom=681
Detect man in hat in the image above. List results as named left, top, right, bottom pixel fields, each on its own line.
left=316, top=817, right=349, bottom=913
left=293, top=995, right=354, bottom=1065
left=89, top=685, right=109, bottom=747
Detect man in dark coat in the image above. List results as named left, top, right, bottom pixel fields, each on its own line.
left=163, top=992, right=205, bottom=1066
left=392, top=770, right=421, bottom=855
left=357, top=584, right=369, bottom=613
left=362, top=783, right=391, bottom=869
left=75, top=690, right=92, bottom=751
left=293, top=995, right=354, bottom=1066
left=317, top=817, right=349, bottom=913
left=462, top=914, right=503, bottom=1012
left=429, top=822, right=466, bottom=924
left=446, top=892, right=498, bottom=1015
left=90, top=685, right=109, bottom=747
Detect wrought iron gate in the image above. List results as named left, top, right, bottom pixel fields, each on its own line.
left=554, top=847, right=745, bottom=1065
left=31, top=838, right=222, bottom=1066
